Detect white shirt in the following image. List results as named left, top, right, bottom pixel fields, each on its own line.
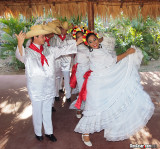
left=16, top=40, right=77, bottom=101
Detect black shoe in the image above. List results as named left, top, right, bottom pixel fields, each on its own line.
left=59, top=89, right=64, bottom=93
left=66, top=98, right=71, bottom=102
left=45, top=134, right=57, bottom=142
left=52, top=107, right=56, bottom=112
left=55, top=97, right=60, bottom=101
left=35, top=135, right=43, bottom=141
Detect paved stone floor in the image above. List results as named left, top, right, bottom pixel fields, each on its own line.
left=0, top=73, right=160, bottom=149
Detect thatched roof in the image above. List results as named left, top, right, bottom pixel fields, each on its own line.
left=0, top=0, right=160, bottom=19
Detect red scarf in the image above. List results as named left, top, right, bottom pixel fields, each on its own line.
left=45, top=37, right=50, bottom=46
left=75, top=70, right=92, bottom=109
left=58, top=34, right=66, bottom=41
left=70, top=63, right=78, bottom=88
left=29, top=43, right=49, bottom=66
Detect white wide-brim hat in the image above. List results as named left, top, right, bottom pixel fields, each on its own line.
left=26, top=25, right=51, bottom=39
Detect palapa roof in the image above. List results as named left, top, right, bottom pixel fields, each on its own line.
left=0, top=0, right=160, bottom=19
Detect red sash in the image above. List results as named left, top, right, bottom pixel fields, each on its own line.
left=45, top=37, right=50, bottom=46
left=29, top=43, right=49, bottom=66
left=70, top=63, right=78, bottom=88
left=75, top=70, right=92, bottom=109
left=58, top=34, right=66, bottom=41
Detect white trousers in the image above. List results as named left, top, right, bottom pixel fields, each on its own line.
left=62, top=71, right=71, bottom=99
left=32, top=98, right=53, bottom=136
left=55, top=77, right=62, bottom=97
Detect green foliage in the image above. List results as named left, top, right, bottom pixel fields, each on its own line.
left=57, top=16, right=68, bottom=23
left=103, top=15, right=160, bottom=65
left=94, top=17, right=106, bottom=33
left=70, top=15, right=82, bottom=25
left=0, top=17, right=32, bottom=70
left=71, top=14, right=160, bottom=65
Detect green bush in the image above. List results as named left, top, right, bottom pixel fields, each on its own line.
left=102, top=15, right=160, bottom=65
left=0, top=17, right=32, bottom=70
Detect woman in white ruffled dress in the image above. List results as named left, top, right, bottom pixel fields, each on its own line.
left=74, top=32, right=155, bottom=147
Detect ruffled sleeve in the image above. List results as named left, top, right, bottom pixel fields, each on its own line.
left=130, top=45, right=143, bottom=69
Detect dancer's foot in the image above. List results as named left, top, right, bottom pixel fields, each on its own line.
left=59, top=89, right=64, bottom=93
left=55, top=97, right=60, bottom=101
left=52, top=107, right=56, bottom=112
left=45, top=134, right=57, bottom=142
left=76, top=110, right=82, bottom=119
left=35, top=134, right=43, bottom=141
left=66, top=98, right=71, bottom=102
left=82, top=134, right=92, bottom=147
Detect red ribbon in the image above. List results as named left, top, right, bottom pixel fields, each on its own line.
left=75, top=70, right=92, bottom=109
left=29, top=43, right=49, bottom=66
left=58, top=34, right=66, bottom=41
left=45, top=37, right=50, bottom=46
left=70, top=63, right=78, bottom=88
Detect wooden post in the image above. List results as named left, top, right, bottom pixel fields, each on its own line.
left=88, top=0, right=94, bottom=30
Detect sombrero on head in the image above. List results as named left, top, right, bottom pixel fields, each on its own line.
left=25, top=25, right=51, bottom=39
left=60, top=21, right=69, bottom=30
left=42, top=25, right=60, bottom=35
left=51, top=19, right=61, bottom=27
left=47, top=22, right=61, bottom=35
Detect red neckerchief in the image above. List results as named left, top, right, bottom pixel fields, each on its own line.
left=75, top=70, right=92, bottom=109
left=45, top=37, right=50, bottom=46
left=29, top=43, right=49, bottom=66
left=58, top=34, right=66, bottom=41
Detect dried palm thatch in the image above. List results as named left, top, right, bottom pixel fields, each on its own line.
left=0, top=0, right=159, bottom=19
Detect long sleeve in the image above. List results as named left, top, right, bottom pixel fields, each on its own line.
left=130, top=45, right=143, bottom=69
left=15, top=46, right=25, bottom=63
left=50, top=40, right=77, bottom=59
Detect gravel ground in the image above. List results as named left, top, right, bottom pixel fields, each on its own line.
left=0, top=57, right=160, bottom=75
left=0, top=57, right=25, bottom=75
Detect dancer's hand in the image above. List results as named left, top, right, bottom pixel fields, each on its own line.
left=76, top=36, right=83, bottom=45
left=117, top=48, right=135, bottom=62
left=15, top=31, right=26, bottom=46
left=15, top=31, right=26, bottom=56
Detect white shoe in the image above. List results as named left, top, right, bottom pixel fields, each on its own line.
left=82, top=134, right=92, bottom=147
left=76, top=113, right=82, bottom=119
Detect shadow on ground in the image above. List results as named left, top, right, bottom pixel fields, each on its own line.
left=0, top=73, right=160, bottom=149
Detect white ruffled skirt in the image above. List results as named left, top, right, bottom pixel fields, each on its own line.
left=74, top=48, right=155, bottom=141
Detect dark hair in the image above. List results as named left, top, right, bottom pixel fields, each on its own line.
left=86, top=33, right=98, bottom=52
left=31, top=35, right=39, bottom=42
left=31, top=37, right=34, bottom=42
left=76, top=31, right=83, bottom=38
left=86, top=33, right=98, bottom=43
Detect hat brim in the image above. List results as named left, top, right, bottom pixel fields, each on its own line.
left=42, top=25, right=60, bottom=35
left=61, top=21, right=69, bottom=30
left=61, top=25, right=69, bottom=30
left=26, top=30, right=51, bottom=39
left=55, top=27, right=61, bottom=35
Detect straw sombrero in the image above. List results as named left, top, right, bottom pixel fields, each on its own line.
left=42, top=25, right=60, bottom=35
left=26, top=25, right=51, bottom=39
left=47, top=22, right=61, bottom=35
left=60, top=21, right=69, bottom=30
left=51, top=19, right=61, bottom=27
